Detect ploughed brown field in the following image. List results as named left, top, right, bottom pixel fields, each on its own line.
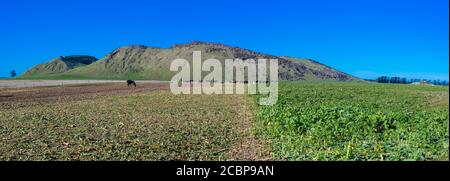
left=0, top=82, right=267, bottom=160
left=0, top=83, right=167, bottom=109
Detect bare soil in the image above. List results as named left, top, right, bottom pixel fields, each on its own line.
left=0, top=82, right=268, bottom=160
left=0, top=83, right=168, bottom=109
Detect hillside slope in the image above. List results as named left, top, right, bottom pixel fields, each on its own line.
left=21, top=55, right=98, bottom=78
left=20, top=42, right=358, bottom=81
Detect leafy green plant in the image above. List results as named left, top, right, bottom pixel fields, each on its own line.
left=253, top=82, right=449, bottom=160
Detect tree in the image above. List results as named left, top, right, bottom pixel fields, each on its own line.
left=389, top=76, right=401, bottom=84
left=10, top=70, right=16, bottom=78
left=401, top=78, right=407, bottom=84
left=376, top=76, right=389, bottom=83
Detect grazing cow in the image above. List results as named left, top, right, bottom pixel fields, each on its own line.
left=127, top=80, right=137, bottom=87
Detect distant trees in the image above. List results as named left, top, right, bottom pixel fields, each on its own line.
left=373, top=76, right=449, bottom=86
left=375, top=76, right=389, bottom=83
left=401, top=77, right=408, bottom=84
left=389, top=77, right=402, bottom=84
left=10, top=70, right=16, bottom=78
left=434, top=79, right=448, bottom=86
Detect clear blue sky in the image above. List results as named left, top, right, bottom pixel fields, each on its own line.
left=1, top=0, right=448, bottom=80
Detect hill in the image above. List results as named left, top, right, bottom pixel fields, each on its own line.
left=20, top=42, right=358, bottom=81
left=20, top=55, right=98, bottom=78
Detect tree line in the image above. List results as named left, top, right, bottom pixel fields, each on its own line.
left=365, top=76, right=449, bottom=86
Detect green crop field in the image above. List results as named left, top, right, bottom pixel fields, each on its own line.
left=253, top=82, right=449, bottom=160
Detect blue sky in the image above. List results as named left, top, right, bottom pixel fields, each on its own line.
left=1, top=0, right=448, bottom=80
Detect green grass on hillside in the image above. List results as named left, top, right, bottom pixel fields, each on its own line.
left=253, top=82, right=449, bottom=160
left=19, top=43, right=359, bottom=82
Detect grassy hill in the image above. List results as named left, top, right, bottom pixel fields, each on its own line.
left=20, top=42, right=359, bottom=81
left=20, top=55, right=98, bottom=79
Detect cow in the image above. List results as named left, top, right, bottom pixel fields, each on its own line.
left=127, top=80, right=137, bottom=87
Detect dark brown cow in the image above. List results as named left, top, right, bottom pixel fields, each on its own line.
left=127, top=80, right=136, bottom=87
